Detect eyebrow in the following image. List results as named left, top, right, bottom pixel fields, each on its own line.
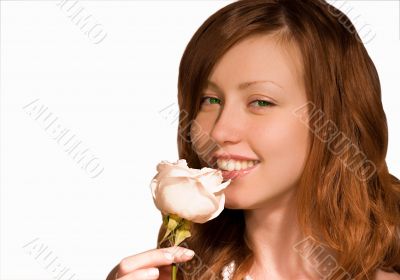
left=206, top=80, right=283, bottom=92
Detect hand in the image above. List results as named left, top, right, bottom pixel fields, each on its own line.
left=111, top=246, right=195, bottom=280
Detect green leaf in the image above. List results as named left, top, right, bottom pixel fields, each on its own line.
left=174, top=228, right=191, bottom=246
left=167, top=215, right=181, bottom=231
left=168, top=214, right=182, bottom=226
left=181, top=219, right=192, bottom=231
left=159, top=214, right=182, bottom=245
left=162, top=214, right=169, bottom=227
left=160, top=228, right=172, bottom=245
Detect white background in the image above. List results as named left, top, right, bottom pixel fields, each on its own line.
left=1, top=1, right=399, bottom=279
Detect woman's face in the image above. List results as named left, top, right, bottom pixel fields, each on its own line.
left=190, top=34, right=310, bottom=209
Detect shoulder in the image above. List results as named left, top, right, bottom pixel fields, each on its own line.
left=374, top=269, right=400, bottom=280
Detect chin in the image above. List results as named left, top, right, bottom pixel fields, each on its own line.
left=224, top=193, right=250, bottom=209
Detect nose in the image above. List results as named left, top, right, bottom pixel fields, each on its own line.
left=210, top=101, right=244, bottom=145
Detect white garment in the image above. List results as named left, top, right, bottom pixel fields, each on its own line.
left=221, top=260, right=254, bottom=280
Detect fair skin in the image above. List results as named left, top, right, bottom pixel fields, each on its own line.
left=107, top=34, right=399, bottom=280
left=108, top=246, right=195, bottom=279
left=192, top=33, right=318, bottom=279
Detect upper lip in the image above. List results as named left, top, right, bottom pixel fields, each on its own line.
left=212, top=153, right=260, bottom=162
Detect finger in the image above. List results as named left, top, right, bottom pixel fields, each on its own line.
left=117, top=267, right=159, bottom=280
left=117, top=246, right=195, bottom=276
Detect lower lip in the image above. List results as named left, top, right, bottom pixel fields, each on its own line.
left=220, top=163, right=259, bottom=181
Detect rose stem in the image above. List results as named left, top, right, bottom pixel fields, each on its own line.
left=172, top=263, right=177, bottom=280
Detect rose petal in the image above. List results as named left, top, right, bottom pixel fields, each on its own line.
left=195, top=171, right=220, bottom=192
left=197, top=167, right=218, bottom=175
left=150, top=178, right=158, bottom=199
left=196, top=170, right=223, bottom=193
left=151, top=159, right=230, bottom=224
left=204, top=193, right=225, bottom=222
left=155, top=177, right=219, bottom=221
left=156, top=162, right=192, bottom=178
left=176, top=159, right=189, bottom=167
left=212, top=179, right=231, bottom=193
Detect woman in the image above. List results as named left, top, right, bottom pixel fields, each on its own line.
left=107, top=0, right=400, bottom=279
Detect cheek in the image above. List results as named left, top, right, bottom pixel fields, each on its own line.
left=225, top=116, right=309, bottom=208
left=189, top=113, right=217, bottom=160
left=190, top=114, right=210, bottom=144
left=253, top=114, right=309, bottom=189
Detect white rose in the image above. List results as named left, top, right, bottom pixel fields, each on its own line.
left=150, top=159, right=231, bottom=223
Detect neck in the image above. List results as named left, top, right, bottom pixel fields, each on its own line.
left=243, top=189, right=324, bottom=279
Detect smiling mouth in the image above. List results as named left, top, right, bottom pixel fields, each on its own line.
left=217, top=161, right=260, bottom=181
left=216, top=158, right=260, bottom=170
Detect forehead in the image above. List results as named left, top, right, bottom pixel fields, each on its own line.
left=207, top=34, right=304, bottom=92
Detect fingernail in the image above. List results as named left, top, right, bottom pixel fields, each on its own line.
left=147, top=268, right=159, bottom=277
left=164, top=252, right=174, bottom=261
left=183, top=249, right=195, bottom=257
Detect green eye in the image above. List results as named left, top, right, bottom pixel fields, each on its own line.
left=200, top=97, right=274, bottom=109
left=201, top=96, right=221, bottom=105
left=250, top=100, right=274, bottom=108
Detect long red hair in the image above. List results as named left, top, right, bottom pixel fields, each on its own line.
left=157, top=0, right=400, bottom=279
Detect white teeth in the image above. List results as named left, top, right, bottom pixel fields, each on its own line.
left=234, top=161, right=241, bottom=171
left=217, top=159, right=258, bottom=171
left=227, top=160, right=235, bottom=171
